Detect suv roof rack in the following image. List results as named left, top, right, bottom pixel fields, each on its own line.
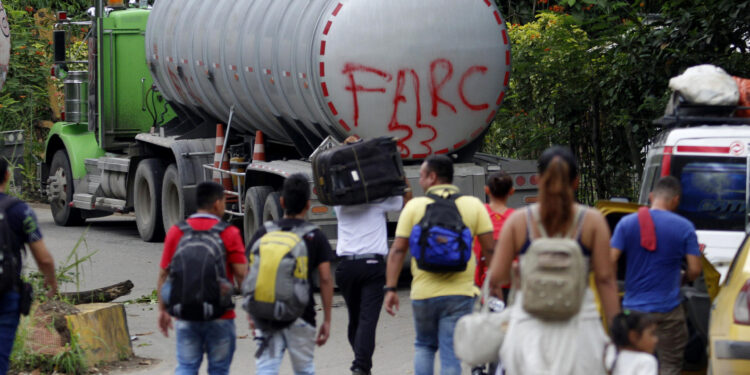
left=654, top=101, right=750, bottom=128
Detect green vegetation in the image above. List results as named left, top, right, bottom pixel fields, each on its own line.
left=487, top=0, right=750, bottom=201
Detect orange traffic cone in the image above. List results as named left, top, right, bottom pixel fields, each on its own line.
left=213, top=123, right=236, bottom=201
left=252, top=130, right=266, bottom=162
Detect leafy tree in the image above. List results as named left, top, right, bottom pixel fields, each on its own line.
left=486, top=0, right=750, bottom=202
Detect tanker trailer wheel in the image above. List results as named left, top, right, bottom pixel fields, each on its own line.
left=262, top=191, right=283, bottom=223
left=161, top=164, right=184, bottom=235
left=243, top=186, right=272, bottom=246
left=134, top=159, right=166, bottom=242
left=48, top=150, right=84, bottom=226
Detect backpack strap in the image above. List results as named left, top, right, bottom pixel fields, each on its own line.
left=263, top=221, right=281, bottom=233
left=427, top=192, right=460, bottom=202
left=570, top=205, right=587, bottom=240
left=528, top=203, right=586, bottom=239
left=291, top=223, right=318, bottom=239
left=210, top=221, right=230, bottom=234
left=0, top=196, right=21, bottom=213
left=176, top=220, right=192, bottom=234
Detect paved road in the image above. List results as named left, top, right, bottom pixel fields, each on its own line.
left=30, top=205, right=469, bottom=374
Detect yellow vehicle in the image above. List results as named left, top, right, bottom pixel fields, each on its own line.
left=708, top=235, right=750, bottom=374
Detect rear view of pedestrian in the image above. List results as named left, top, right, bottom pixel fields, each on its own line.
left=385, top=155, right=495, bottom=375
left=489, top=146, right=620, bottom=375
left=334, top=136, right=410, bottom=375
left=610, top=176, right=702, bottom=375
left=157, top=181, right=248, bottom=375
left=474, top=171, right=515, bottom=291
left=604, top=311, right=659, bottom=375
left=244, top=173, right=334, bottom=375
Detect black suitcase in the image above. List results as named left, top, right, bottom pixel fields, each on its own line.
left=312, top=137, right=407, bottom=206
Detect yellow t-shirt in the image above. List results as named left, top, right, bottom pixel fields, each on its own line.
left=395, top=184, right=493, bottom=300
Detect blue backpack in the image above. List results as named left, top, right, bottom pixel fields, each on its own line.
left=409, top=193, right=473, bottom=272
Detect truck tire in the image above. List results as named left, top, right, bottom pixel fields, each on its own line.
left=161, top=164, right=184, bottom=234
left=262, top=191, right=283, bottom=223
left=48, top=150, right=84, bottom=226
left=243, top=186, right=272, bottom=246
left=134, top=159, right=166, bottom=242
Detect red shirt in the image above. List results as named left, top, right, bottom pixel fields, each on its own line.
left=473, top=204, right=514, bottom=287
left=160, top=214, right=247, bottom=319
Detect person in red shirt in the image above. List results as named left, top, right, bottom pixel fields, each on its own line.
left=473, top=171, right=515, bottom=292
left=157, top=181, right=247, bottom=375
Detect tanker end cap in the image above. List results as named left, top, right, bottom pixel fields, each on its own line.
left=315, top=0, right=511, bottom=161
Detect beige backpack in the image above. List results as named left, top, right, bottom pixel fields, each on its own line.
left=520, top=204, right=588, bottom=320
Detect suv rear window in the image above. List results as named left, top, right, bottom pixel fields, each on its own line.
left=671, top=156, right=746, bottom=231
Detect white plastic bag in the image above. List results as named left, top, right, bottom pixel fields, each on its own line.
left=669, top=64, right=739, bottom=106
left=454, top=273, right=510, bottom=366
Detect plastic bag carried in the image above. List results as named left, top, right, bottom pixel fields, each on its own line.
left=669, top=65, right=739, bottom=106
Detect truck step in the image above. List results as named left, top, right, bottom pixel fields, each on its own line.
left=84, top=158, right=101, bottom=175
left=72, top=193, right=127, bottom=212
left=97, top=157, right=130, bottom=173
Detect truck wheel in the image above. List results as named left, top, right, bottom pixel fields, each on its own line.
left=161, top=164, right=184, bottom=234
left=262, top=191, right=283, bottom=223
left=134, top=159, right=166, bottom=242
left=48, top=150, right=84, bottom=226
left=243, top=186, right=272, bottom=246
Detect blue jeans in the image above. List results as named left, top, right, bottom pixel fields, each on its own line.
left=256, top=318, right=316, bottom=375
left=175, top=319, right=236, bottom=375
left=0, top=292, right=20, bottom=374
left=412, top=295, right=473, bottom=375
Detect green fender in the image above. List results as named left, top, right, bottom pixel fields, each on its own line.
left=45, top=122, right=105, bottom=180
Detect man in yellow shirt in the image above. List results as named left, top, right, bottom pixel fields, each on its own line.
left=384, top=155, right=495, bottom=375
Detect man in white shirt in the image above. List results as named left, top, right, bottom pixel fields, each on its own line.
left=334, top=137, right=410, bottom=375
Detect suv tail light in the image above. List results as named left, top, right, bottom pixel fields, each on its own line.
left=660, top=146, right=673, bottom=177
left=735, top=279, right=750, bottom=325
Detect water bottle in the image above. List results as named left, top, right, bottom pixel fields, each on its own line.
left=487, top=297, right=506, bottom=313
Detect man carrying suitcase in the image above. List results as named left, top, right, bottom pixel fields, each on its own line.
left=334, top=136, right=411, bottom=375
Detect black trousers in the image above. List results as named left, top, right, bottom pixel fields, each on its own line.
left=335, top=256, right=386, bottom=372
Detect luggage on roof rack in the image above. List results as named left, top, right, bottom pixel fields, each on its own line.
left=655, top=92, right=750, bottom=128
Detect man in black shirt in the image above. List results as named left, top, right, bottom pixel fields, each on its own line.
left=246, top=173, right=333, bottom=374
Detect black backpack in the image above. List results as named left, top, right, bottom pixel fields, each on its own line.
left=165, top=221, right=234, bottom=321
left=0, top=197, right=21, bottom=294
left=408, top=193, right=473, bottom=272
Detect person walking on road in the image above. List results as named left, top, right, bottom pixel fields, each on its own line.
left=611, top=176, right=702, bottom=375
left=385, top=155, right=495, bottom=375
left=157, top=181, right=248, bottom=375
left=334, top=136, right=410, bottom=375
left=245, top=173, right=334, bottom=375
left=488, top=146, right=620, bottom=375
left=0, top=159, right=58, bottom=374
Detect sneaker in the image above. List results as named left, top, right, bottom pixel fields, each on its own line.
left=351, top=368, right=371, bottom=375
